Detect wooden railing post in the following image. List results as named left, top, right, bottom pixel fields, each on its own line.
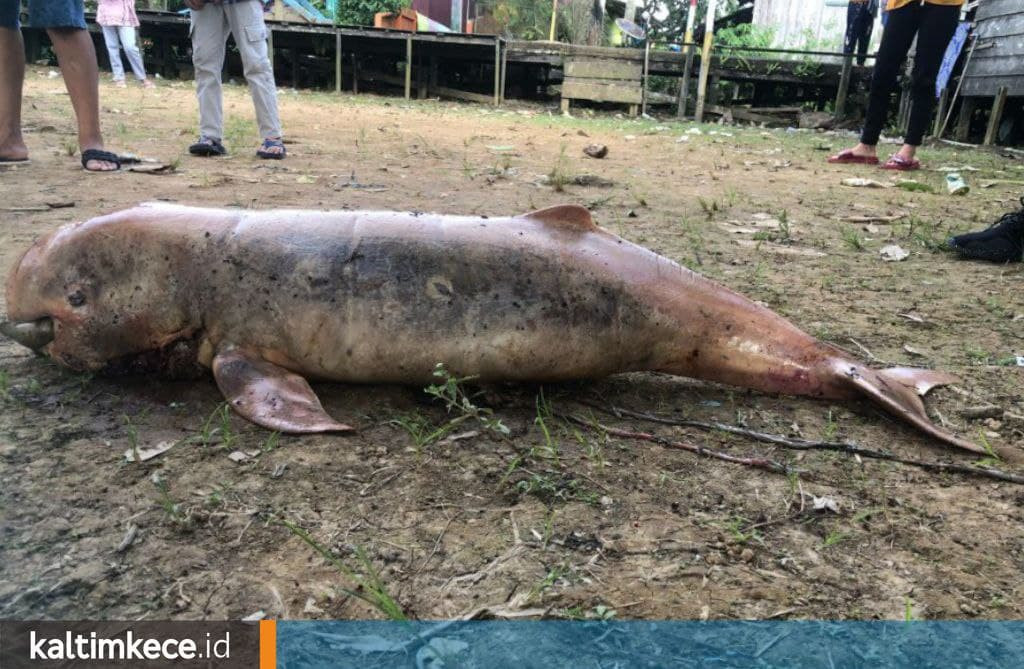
left=983, top=86, right=1008, bottom=146
left=833, top=54, right=853, bottom=121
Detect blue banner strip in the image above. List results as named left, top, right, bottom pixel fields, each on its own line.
left=278, top=621, right=1024, bottom=668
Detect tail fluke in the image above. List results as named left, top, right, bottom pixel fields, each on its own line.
left=839, top=364, right=986, bottom=455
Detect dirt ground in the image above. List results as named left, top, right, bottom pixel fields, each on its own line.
left=2, top=68, right=1023, bottom=622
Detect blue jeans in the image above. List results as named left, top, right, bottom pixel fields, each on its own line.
left=0, top=0, right=86, bottom=29
left=102, top=25, right=148, bottom=81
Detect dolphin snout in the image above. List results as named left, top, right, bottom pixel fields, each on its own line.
left=0, top=317, right=54, bottom=351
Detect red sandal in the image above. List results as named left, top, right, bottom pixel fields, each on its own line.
left=828, top=149, right=880, bottom=165
left=881, top=154, right=921, bottom=171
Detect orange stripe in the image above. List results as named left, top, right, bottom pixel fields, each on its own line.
left=259, top=619, right=277, bottom=669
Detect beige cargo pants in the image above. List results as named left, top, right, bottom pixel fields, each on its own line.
left=190, top=0, right=282, bottom=142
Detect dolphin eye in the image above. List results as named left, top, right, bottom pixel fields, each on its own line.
left=67, top=290, right=87, bottom=307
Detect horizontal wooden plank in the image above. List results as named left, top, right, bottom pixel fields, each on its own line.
left=566, top=44, right=645, bottom=61
left=708, top=105, right=798, bottom=126
left=433, top=85, right=495, bottom=104
left=962, top=76, right=1024, bottom=98
left=976, top=0, right=1023, bottom=21
left=565, top=59, right=641, bottom=80
left=976, top=19, right=1024, bottom=41
left=968, top=38, right=1024, bottom=59
left=508, top=40, right=686, bottom=65
left=965, top=55, right=1024, bottom=77
left=564, top=76, right=642, bottom=89
left=562, top=80, right=643, bottom=104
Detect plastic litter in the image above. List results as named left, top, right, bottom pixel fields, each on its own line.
left=945, top=173, right=969, bottom=196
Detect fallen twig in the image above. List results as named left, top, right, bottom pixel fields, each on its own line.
left=444, top=545, right=527, bottom=590
left=766, top=607, right=799, bottom=620
left=847, top=337, right=888, bottom=365
left=583, top=402, right=1024, bottom=485
left=415, top=512, right=459, bottom=575
left=460, top=604, right=549, bottom=620
left=837, top=214, right=905, bottom=224
left=561, top=414, right=796, bottom=476
left=960, top=405, right=1003, bottom=420
left=359, top=469, right=402, bottom=497
left=755, top=631, right=791, bottom=658
left=1, top=201, right=73, bottom=212
left=115, top=524, right=138, bottom=554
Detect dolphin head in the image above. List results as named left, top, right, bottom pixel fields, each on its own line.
left=3, top=215, right=200, bottom=371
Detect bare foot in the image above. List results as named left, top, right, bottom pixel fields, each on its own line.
left=81, top=146, right=118, bottom=172
left=846, top=142, right=877, bottom=158
left=0, top=136, right=29, bottom=162
left=141, top=79, right=155, bottom=89
left=113, top=79, right=127, bottom=88
left=0, top=149, right=28, bottom=162
left=828, top=142, right=879, bottom=164
left=83, top=159, right=118, bottom=171
left=894, top=144, right=917, bottom=161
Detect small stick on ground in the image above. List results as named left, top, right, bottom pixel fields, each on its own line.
left=562, top=414, right=796, bottom=477
left=115, top=524, right=139, bottom=554
left=584, top=402, right=1024, bottom=485
left=847, top=337, right=889, bottom=365
left=415, top=511, right=459, bottom=575
left=232, top=517, right=255, bottom=546
left=509, top=511, right=522, bottom=545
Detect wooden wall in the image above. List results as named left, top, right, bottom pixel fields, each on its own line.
left=962, top=0, right=1024, bottom=97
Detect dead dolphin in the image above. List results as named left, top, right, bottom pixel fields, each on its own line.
left=2, top=202, right=982, bottom=453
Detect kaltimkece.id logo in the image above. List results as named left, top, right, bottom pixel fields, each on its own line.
left=0, top=621, right=260, bottom=668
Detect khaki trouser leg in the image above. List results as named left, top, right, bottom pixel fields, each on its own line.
left=190, top=4, right=229, bottom=141
left=224, top=1, right=282, bottom=140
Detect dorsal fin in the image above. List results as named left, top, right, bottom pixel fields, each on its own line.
left=523, top=205, right=597, bottom=232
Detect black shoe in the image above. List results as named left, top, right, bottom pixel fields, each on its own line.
left=188, top=136, right=227, bottom=157
left=948, top=197, right=1024, bottom=263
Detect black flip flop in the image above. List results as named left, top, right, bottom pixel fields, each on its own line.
left=189, top=137, right=227, bottom=157
left=81, top=149, right=121, bottom=172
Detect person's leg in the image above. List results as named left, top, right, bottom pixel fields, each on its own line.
left=899, top=4, right=959, bottom=155
left=101, top=25, right=126, bottom=82
left=0, top=24, right=29, bottom=161
left=854, top=3, right=921, bottom=154
left=843, top=2, right=859, bottom=57
left=224, top=1, right=283, bottom=153
left=191, top=4, right=229, bottom=143
left=26, top=0, right=116, bottom=169
left=856, top=7, right=873, bottom=67
left=118, top=25, right=149, bottom=83
left=47, top=27, right=117, bottom=170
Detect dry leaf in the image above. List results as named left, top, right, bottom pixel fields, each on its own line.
left=124, top=440, right=176, bottom=462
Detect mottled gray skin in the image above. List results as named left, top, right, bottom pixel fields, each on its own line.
left=199, top=209, right=659, bottom=384
left=3, top=203, right=982, bottom=452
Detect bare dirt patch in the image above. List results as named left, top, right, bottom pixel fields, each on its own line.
left=1, top=69, right=1022, bottom=621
